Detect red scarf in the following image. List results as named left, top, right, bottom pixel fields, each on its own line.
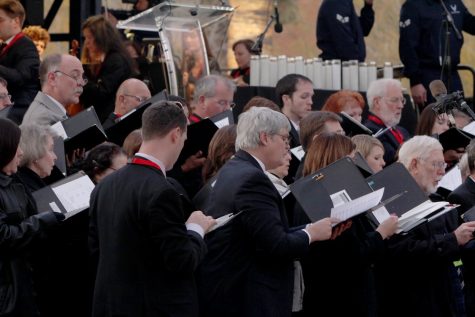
left=368, top=114, right=404, bottom=144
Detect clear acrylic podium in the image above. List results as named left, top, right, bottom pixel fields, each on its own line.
left=117, top=2, right=234, bottom=99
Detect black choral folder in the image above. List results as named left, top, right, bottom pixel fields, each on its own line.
left=290, top=157, right=373, bottom=222
left=106, top=89, right=168, bottom=146
left=177, top=110, right=234, bottom=165
left=339, top=111, right=373, bottom=137
left=32, top=171, right=95, bottom=219
left=366, top=162, right=452, bottom=233
left=52, top=106, right=107, bottom=153
left=438, top=127, right=474, bottom=152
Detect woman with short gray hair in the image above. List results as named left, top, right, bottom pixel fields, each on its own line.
left=17, top=123, right=57, bottom=192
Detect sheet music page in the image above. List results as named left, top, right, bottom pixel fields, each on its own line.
left=290, top=145, right=305, bottom=161
left=399, top=201, right=449, bottom=224
left=463, top=121, right=475, bottom=135
left=330, top=188, right=384, bottom=222
left=51, top=175, right=95, bottom=213
left=438, top=165, right=462, bottom=191
left=214, top=117, right=230, bottom=129
left=372, top=206, right=391, bottom=224
left=50, top=121, right=68, bottom=139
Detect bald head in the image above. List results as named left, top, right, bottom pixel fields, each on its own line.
left=114, top=78, right=151, bottom=116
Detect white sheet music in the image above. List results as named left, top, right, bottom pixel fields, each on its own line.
left=51, top=175, right=95, bottom=214
left=438, top=165, right=462, bottom=191
left=208, top=212, right=241, bottom=233
left=290, top=145, right=305, bottom=161
left=330, top=188, right=384, bottom=222
left=463, top=121, right=475, bottom=135
left=372, top=206, right=391, bottom=224
left=50, top=121, right=68, bottom=139
left=214, top=117, right=230, bottom=129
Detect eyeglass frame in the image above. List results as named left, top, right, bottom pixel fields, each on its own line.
left=53, top=70, right=88, bottom=85
left=419, top=157, right=447, bottom=170
left=123, top=94, right=150, bottom=103
left=273, top=133, right=291, bottom=145
left=382, top=96, right=407, bottom=105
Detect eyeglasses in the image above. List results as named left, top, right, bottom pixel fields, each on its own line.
left=273, top=133, right=290, bottom=145
left=0, top=93, right=11, bottom=100
left=54, top=70, right=88, bottom=85
left=420, top=158, right=447, bottom=170
left=383, top=96, right=406, bottom=105
left=123, top=94, right=149, bottom=103
left=214, top=98, right=236, bottom=109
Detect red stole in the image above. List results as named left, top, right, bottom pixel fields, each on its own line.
left=367, top=114, right=404, bottom=144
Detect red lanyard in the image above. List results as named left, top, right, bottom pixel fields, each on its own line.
left=0, top=33, right=24, bottom=58
left=130, top=157, right=161, bottom=171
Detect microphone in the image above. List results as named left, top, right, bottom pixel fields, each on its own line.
left=429, top=79, right=447, bottom=101
left=429, top=79, right=475, bottom=124
left=274, top=1, right=283, bottom=33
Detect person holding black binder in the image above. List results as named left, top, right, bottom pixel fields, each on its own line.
left=197, top=107, right=340, bottom=317
left=296, top=132, right=398, bottom=317
left=89, top=101, right=215, bottom=317
left=0, top=118, right=63, bottom=316
left=376, top=135, right=475, bottom=317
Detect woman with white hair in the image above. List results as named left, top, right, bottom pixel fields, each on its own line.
left=16, top=124, right=57, bottom=192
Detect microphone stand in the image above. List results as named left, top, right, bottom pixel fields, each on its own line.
left=439, top=0, right=462, bottom=92
left=250, top=13, right=276, bottom=55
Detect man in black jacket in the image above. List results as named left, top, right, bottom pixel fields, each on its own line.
left=399, top=0, right=475, bottom=107
left=316, top=0, right=375, bottom=62
left=0, top=0, right=40, bottom=123
left=89, top=101, right=215, bottom=317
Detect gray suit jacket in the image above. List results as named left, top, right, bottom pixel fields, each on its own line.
left=22, top=91, right=68, bottom=126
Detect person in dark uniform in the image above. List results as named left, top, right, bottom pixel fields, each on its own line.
left=316, top=0, right=375, bottom=62
left=399, top=0, right=475, bottom=107
left=0, top=0, right=40, bottom=124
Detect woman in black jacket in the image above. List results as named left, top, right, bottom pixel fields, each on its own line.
left=0, top=118, right=62, bottom=316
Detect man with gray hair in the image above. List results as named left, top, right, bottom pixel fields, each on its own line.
left=22, top=53, right=86, bottom=126
left=364, top=78, right=410, bottom=165
left=189, top=74, right=236, bottom=123
left=198, top=107, right=339, bottom=317
left=449, top=139, right=475, bottom=214
left=377, top=135, right=475, bottom=316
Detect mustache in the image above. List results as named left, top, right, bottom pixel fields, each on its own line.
left=75, top=88, right=83, bottom=94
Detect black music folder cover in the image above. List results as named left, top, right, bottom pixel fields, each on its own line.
left=32, top=171, right=95, bottom=219
left=438, top=127, right=474, bottom=152
left=366, top=162, right=452, bottom=233
left=290, top=157, right=373, bottom=222
left=339, top=111, right=373, bottom=137
left=106, top=89, right=168, bottom=146
left=51, top=106, right=107, bottom=153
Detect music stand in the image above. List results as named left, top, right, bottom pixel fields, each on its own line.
left=117, top=2, right=234, bottom=97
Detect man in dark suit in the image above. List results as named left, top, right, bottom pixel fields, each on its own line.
left=449, top=139, right=475, bottom=214
left=364, top=78, right=411, bottom=165
left=89, top=101, right=215, bottom=317
left=376, top=135, right=475, bottom=317
left=0, top=0, right=40, bottom=124
left=22, top=53, right=85, bottom=126
left=198, top=107, right=337, bottom=317
left=276, top=74, right=314, bottom=183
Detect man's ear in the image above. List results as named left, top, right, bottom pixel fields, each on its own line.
left=408, top=157, right=419, bottom=173
left=282, top=94, right=291, bottom=107
left=259, top=131, right=269, bottom=146
left=170, top=126, right=182, bottom=143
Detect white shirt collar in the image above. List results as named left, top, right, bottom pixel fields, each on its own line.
left=289, top=119, right=300, bottom=132
left=134, top=152, right=167, bottom=177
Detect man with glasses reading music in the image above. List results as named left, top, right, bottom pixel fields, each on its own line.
left=102, top=78, right=151, bottom=129
left=364, top=78, right=410, bottom=165
left=188, top=74, right=236, bottom=124
left=22, top=53, right=87, bottom=126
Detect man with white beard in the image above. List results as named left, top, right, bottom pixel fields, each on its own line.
left=364, top=78, right=410, bottom=165
left=375, top=135, right=475, bottom=317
